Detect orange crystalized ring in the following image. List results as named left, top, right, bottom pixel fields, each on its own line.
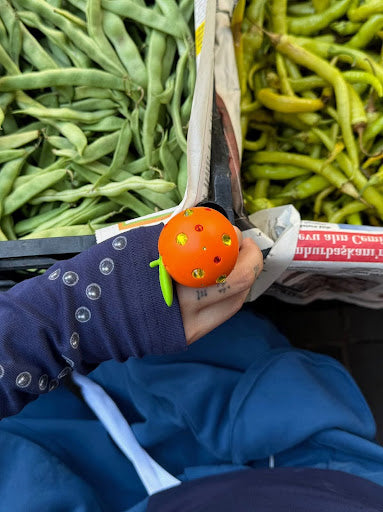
left=158, top=207, right=239, bottom=288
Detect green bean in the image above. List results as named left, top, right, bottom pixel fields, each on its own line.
left=15, top=106, right=117, bottom=125
left=271, top=34, right=359, bottom=171
left=100, top=0, right=184, bottom=39
left=348, top=0, right=383, bottom=22
left=0, top=226, right=8, bottom=241
left=73, top=86, right=114, bottom=100
left=21, top=224, right=98, bottom=239
left=278, top=174, right=330, bottom=199
left=243, top=131, right=268, bottom=152
left=313, top=186, right=335, bottom=218
left=244, top=164, right=310, bottom=181
left=347, top=83, right=368, bottom=152
left=159, top=135, right=178, bottom=184
left=66, top=0, right=86, bottom=12
left=311, top=127, right=383, bottom=218
left=86, top=0, right=126, bottom=74
left=18, top=10, right=88, bottom=68
left=161, top=36, right=177, bottom=86
left=348, top=14, right=383, bottom=49
left=0, top=92, right=13, bottom=117
left=0, top=0, right=17, bottom=35
left=75, top=130, right=120, bottom=164
left=244, top=194, right=288, bottom=214
left=12, top=87, right=90, bottom=155
left=363, top=115, right=383, bottom=145
left=63, top=98, right=117, bottom=111
left=70, top=162, right=100, bottom=184
left=89, top=203, right=128, bottom=227
left=143, top=29, right=167, bottom=166
left=130, top=107, right=144, bottom=156
left=251, top=178, right=270, bottom=199
left=0, top=41, right=18, bottom=77
left=287, top=3, right=315, bottom=16
left=112, top=191, right=155, bottom=217
left=158, top=75, right=175, bottom=105
left=169, top=49, right=188, bottom=155
left=19, top=23, right=58, bottom=71
left=288, top=0, right=353, bottom=36
left=329, top=200, right=368, bottom=224
left=298, top=38, right=383, bottom=85
left=53, top=6, right=87, bottom=28
left=0, top=68, right=127, bottom=92
left=94, top=119, right=132, bottom=186
left=3, top=114, right=19, bottom=135
left=0, top=148, right=26, bottom=163
left=54, top=121, right=87, bottom=155
left=14, top=202, right=71, bottom=235
left=3, top=168, right=67, bottom=215
left=46, top=135, right=75, bottom=151
left=280, top=174, right=312, bottom=194
left=81, top=116, right=124, bottom=132
left=72, top=159, right=177, bottom=211
left=77, top=160, right=129, bottom=182
left=347, top=212, right=363, bottom=225
left=273, top=111, right=311, bottom=131
left=0, top=18, right=7, bottom=53
left=179, top=0, right=193, bottom=21
left=20, top=156, right=68, bottom=178
left=30, top=175, right=176, bottom=203
left=8, top=17, right=22, bottom=68
left=156, top=0, right=192, bottom=55
left=35, top=197, right=116, bottom=230
left=1, top=214, right=16, bottom=240
left=0, top=130, right=40, bottom=150
left=330, top=20, right=361, bottom=36
left=13, top=0, right=125, bottom=76
left=46, top=38, right=73, bottom=68
left=103, top=11, right=147, bottom=89
left=271, top=0, right=287, bottom=34
left=0, top=156, right=27, bottom=219
left=38, top=125, right=57, bottom=169
left=252, top=151, right=359, bottom=199
left=133, top=188, right=178, bottom=211
left=289, top=71, right=383, bottom=97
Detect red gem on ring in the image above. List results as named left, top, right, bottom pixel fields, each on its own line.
left=195, top=224, right=203, bottom=232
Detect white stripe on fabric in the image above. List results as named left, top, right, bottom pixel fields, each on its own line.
left=72, top=371, right=181, bottom=495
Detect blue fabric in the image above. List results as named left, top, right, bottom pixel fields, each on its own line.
left=0, top=224, right=186, bottom=418
left=1, top=308, right=383, bottom=511
left=146, top=468, right=383, bottom=512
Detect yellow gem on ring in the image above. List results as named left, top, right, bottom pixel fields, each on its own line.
left=222, top=234, right=232, bottom=246
left=176, top=232, right=188, bottom=245
left=216, top=275, right=227, bottom=284
left=184, top=208, right=194, bottom=217
left=192, top=268, right=205, bottom=279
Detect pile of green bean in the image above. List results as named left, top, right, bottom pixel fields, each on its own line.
left=237, top=0, right=383, bottom=226
left=0, top=0, right=194, bottom=240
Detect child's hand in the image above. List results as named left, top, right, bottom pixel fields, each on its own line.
left=176, top=228, right=263, bottom=345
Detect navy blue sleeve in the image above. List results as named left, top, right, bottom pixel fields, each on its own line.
left=0, top=224, right=187, bottom=418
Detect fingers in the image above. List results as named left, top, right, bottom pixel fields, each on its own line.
left=176, top=235, right=263, bottom=309
left=234, top=226, right=243, bottom=246
left=177, top=231, right=264, bottom=344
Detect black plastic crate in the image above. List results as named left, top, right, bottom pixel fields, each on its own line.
left=0, top=235, right=96, bottom=291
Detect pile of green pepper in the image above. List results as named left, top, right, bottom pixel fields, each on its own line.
left=236, top=0, right=383, bottom=226
left=0, top=0, right=194, bottom=240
